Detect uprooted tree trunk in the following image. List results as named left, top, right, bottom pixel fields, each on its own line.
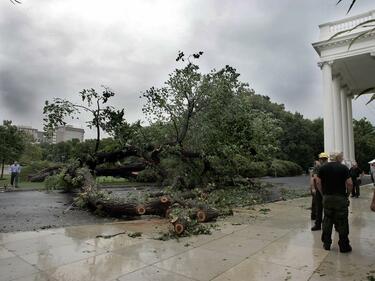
left=94, top=162, right=146, bottom=178
left=74, top=168, right=171, bottom=217
left=29, top=165, right=63, bottom=182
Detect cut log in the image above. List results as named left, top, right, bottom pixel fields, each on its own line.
left=93, top=199, right=142, bottom=217
left=136, top=204, right=146, bottom=215
left=145, top=199, right=171, bottom=216
left=196, top=207, right=219, bottom=222
left=160, top=195, right=171, bottom=204
left=171, top=217, right=189, bottom=235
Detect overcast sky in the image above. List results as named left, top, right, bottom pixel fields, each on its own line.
left=1, top=0, right=375, bottom=139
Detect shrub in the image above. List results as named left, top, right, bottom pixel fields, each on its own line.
left=232, top=154, right=268, bottom=178
left=136, top=167, right=160, bottom=183
left=96, top=176, right=128, bottom=185
left=44, top=174, right=64, bottom=191
left=268, top=159, right=303, bottom=177
left=159, top=156, right=205, bottom=189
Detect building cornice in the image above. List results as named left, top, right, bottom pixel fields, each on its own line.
left=312, top=30, right=375, bottom=55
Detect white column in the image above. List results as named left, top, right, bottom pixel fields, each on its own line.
left=347, top=96, right=355, bottom=162
left=332, top=76, right=343, bottom=153
left=340, top=87, right=349, bottom=161
left=320, top=61, right=334, bottom=154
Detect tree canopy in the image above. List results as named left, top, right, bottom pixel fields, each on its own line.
left=0, top=121, right=26, bottom=178
left=43, top=87, right=131, bottom=154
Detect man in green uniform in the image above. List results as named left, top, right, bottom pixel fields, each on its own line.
left=311, top=152, right=329, bottom=231
left=316, top=152, right=353, bottom=252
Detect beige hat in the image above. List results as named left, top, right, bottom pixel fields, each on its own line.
left=330, top=152, right=343, bottom=161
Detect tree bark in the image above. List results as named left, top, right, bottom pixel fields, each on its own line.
left=29, top=165, right=62, bottom=182
left=196, top=207, right=219, bottom=222
left=94, top=200, right=146, bottom=217
left=145, top=198, right=171, bottom=216
left=94, top=162, right=146, bottom=177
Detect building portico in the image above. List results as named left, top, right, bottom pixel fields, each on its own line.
left=313, top=10, right=375, bottom=164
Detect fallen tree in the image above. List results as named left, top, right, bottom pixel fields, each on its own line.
left=64, top=166, right=219, bottom=236
left=29, top=165, right=63, bottom=182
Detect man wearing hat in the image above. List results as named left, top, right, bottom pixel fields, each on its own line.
left=316, top=152, right=353, bottom=252
left=311, top=152, right=329, bottom=231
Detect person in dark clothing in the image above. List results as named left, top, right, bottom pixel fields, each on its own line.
left=311, top=152, right=329, bottom=231
left=310, top=161, right=320, bottom=220
left=316, top=152, right=353, bottom=253
left=349, top=162, right=362, bottom=198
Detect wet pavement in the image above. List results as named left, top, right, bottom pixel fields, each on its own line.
left=0, top=191, right=118, bottom=232
left=1, top=185, right=374, bottom=281
left=0, top=186, right=163, bottom=232
left=260, top=174, right=372, bottom=192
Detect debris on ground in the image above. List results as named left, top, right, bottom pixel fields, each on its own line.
left=128, top=231, right=142, bottom=238
left=96, top=231, right=127, bottom=239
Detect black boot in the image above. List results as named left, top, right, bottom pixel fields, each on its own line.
left=339, top=244, right=352, bottom=253
left=323, top=243, right=331, bottom=251
left=339, top=240, right=352, bottom=253
left=311, top=224, right=321, bottom=231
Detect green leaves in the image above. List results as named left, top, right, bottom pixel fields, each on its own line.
left=336, top=0, right=357, bottom=14
left=43, top=86, right=129, bottom=153
left=354, top=87, right=375, bottom=105
left=0, top=121, right=26, bottom=164
left=353, top=118, right=375, bottom=171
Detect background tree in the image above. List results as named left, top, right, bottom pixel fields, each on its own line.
left=142, top=51, right=205, bottom=149
left=43, top=86, right=128, bottom=154
left=0, top=120, right=26, bottom=179
left=353, top=118, right=375, bottom=171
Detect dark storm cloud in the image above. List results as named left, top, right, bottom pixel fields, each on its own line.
left=0, top=0, right=374, bottom=135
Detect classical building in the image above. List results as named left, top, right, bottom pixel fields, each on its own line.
left=312, top=10, right=375, bottom=164
left=55, top=125, right=84, bottom=143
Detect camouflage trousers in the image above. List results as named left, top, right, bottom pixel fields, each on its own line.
left=321, top=195, right=350, bottom=246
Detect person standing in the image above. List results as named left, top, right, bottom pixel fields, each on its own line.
left=9, top=161, right=21, bottom=188
left=316, top=152, right=353, bottom=252
left=371, top=163, right=375, bottom=187
left=311, top=152, right=329, bottom=231
left=371, top=189, right=375, bottom=212
left=349, top=162, right=362, bottom=198
left=310, top=160, right=320, bottom=220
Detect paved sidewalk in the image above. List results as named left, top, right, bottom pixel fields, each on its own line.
left=1, top=186, right=374, bottom=281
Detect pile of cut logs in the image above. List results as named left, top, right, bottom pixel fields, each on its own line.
left=72, top=168, right=219, bottom=236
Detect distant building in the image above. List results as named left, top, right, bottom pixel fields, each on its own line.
left=36, top=131, right=52, bottom=144
left=17, top=125, right=39, bottom=142
left=55, top=125, right=84, bottom=143
left=17, top=124, right=84, bottom=144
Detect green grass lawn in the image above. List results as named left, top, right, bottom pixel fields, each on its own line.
left=0, top=175, right=148, bottom=191
left=96, top=176, right=132, bottom=186
left=0, top=175, right=45, bottom=190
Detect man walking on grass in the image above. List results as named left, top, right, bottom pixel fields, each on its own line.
left=9, top=161, right=21, bottom=188
left=316, top=152, right=353, bottom=253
